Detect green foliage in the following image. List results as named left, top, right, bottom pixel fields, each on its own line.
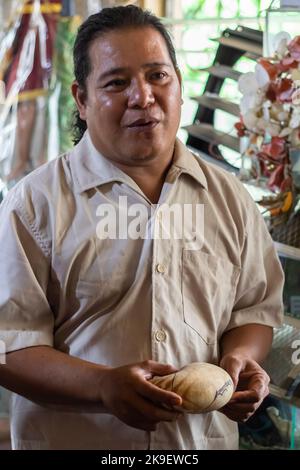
left=182, top=0, right=271, bottom=19
left=51, top=16, right=81, bottom=153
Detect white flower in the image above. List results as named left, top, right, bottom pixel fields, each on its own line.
left=240, top=94, right=257, bottom=114
left=290, top=110, right=300, bottom=128
left=257, top=117, right=269, bottom=132
left=262, top=100, right=271, bottom=120
left=273, top=32, right=291, bottom=57
left=238, top=72, right=258, bottom=95
left=238, top=68, right=269, bottom=120
left=243, top=110, right=259, bottom=129
left=238, top=68, right=269, bottom=95
left=255, top=63, right=270, bottom=88
left=265, top=122, right=281, bottom=136
left=277, top=111, right=289, bottom=122
left=237, top=33, right=300, bottom=151
left=279, top=127, right=292, bottom=137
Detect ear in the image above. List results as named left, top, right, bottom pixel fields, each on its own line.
left=71, top=81, right=87, bottom=121
left=175, top=68, right=184, bottom=102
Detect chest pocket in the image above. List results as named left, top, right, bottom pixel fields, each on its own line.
left=181, top=249, right=240, bottom=344
left=73, top=235, right=140, bottom=308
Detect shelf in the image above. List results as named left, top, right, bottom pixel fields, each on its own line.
left=183, top=123, right=240, bottom=152
left=186, top=26, right=262, bottom=173
left=212, top=36, right=262, bottom=57
left=263, top=321, right=300, bottom=408
left=187, top=145, right=239, bottom=174
left=191, top=93, right=240, bottom=117
left=244, top=51, right=262, bottom=61
left=197, top=65, right=242, bottom=81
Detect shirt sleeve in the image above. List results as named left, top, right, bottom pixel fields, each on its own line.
left=0, top=188, right=54, bottom=353
left=225, top=197, right=285, bottom=332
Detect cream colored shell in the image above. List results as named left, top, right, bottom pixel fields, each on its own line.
left=150, top=362, right=234, bottom=413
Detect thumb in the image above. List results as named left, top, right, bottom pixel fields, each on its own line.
left=249, top=374, right=269, bottom=398
left=146, top=361, right=179, bottom=378
left=220, top=356, right=243, bottom=390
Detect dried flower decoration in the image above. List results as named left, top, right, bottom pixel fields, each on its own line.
left=235, top=32, right=300, bottom=215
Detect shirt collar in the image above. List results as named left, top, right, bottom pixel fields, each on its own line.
left=70, top=131, right=141, bottom=194
left=70, top=130, right=208, bottom=194
left=172, top=138, right=208, bottom=190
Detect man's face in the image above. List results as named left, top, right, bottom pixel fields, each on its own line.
left=73, top=26, right=182, bottom=166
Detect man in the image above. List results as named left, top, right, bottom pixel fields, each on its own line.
left=0, top=5, right=284, bottom=450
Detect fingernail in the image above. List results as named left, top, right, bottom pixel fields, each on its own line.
left=171, top=398, right=180, bottom=405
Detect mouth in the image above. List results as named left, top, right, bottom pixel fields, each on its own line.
left=126, top=119, right=159, bottom=131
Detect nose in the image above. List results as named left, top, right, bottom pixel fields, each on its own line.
left=127, top=78, right=155, bottom=108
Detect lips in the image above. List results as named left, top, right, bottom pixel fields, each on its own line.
left=126, top=118, right=159, bottom=129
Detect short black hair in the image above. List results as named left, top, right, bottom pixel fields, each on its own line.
left=72, top=4, right=179, bottom=144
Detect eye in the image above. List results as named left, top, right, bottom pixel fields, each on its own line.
left=104, top=79, right=127, bottom=89
left=150, top=71, right=169, bottom=81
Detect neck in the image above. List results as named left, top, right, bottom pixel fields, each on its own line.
left=112, top=149, right=174, bottom=204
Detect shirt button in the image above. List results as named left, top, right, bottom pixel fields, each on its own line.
left=155, top=329, right=167, bottom=342
left=156, top=263, right=166, bottom=274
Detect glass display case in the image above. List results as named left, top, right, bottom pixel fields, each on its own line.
left=240, top=241, right=300, bottom=450
left=276, top=242, right=300, bottom=321
left=264, top=0, right=300, bottom=56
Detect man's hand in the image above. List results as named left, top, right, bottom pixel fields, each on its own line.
left=219, top=353, right=270, bottom=422
left=98, top=360, right=183, bottom=432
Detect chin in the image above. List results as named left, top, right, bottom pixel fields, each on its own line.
left=126, top=146, right=157, bottom=163
left=131, top=151, right=159, bottom=161
left=128, top=153, right=156, bottom=164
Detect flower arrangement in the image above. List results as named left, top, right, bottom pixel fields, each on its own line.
left=235, top=33, right=300, bottom=216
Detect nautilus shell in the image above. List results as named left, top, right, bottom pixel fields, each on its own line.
left=150, top=362, right=234, bottom=413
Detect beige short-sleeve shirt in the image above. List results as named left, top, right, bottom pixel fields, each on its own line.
left=0, top=131, right=284, bottom=449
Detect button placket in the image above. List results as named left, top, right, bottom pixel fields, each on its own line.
left=154, top=329, right=167, bottom=342
left=152, top=216, right=169, bottom=360
left=156, top=263, right=166, bottom=274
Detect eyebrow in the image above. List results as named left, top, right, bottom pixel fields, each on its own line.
left=97, top=62, right=172, bottom=81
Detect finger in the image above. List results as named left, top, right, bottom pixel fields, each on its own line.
left=248, top=375, right=270, bottom=396
left=137, top=378, right=183, bottom=408
left=229, top=390, right=262, bottom=403
left=238, top=370, right=259, bottom=379
left=221, top=408, right=254, bottom=423
left=143, top=360, right=179, bottom=378
left=130, top=393, right=181, bottom=424
left=224, top=402, right=258, bottom=413
left=220, top=357, right=244, bottom=389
